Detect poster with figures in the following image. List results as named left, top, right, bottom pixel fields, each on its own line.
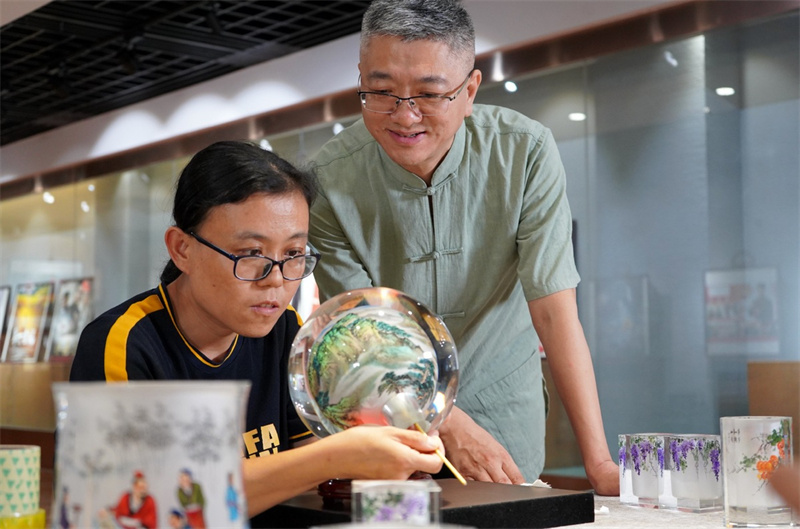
left=1, top=281, right=54, bottom=363
left=704, top=268, right=779, bottom=355
left=44, top=277, right=94, bottom=362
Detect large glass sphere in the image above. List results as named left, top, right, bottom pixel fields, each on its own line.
left=289, top=287, right=459, bottom=438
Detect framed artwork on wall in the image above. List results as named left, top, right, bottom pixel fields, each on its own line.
left=1, top=281, right=55, bottom=363
left=44, top=277, right=94, bottom=362
left=0, top=285, right=11, bottom=349
left=704, top=267, right=779, bottom=355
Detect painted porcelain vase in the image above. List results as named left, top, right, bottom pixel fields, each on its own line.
left=51, top=381, right=250, bottom=529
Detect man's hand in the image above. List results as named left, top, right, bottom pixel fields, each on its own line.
left=586, top=458, right=620, bottom=496
left=439, top=406, right=525, bottom=484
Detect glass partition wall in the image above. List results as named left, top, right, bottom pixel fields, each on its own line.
left=481, top=10, right=799, bottom=452
left=1, top=10, right=797, bottom=460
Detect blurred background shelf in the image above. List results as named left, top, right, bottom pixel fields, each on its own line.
left=0, top=361, right=71, bottom=524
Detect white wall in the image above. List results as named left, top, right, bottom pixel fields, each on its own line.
left=0, top=0, right=674, bottom=183
left=0, top=0, right=50, bottom=25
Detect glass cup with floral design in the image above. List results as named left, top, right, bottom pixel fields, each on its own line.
left=351, top=480, right=441, bottom=525
left=721, top=416, right=794, bottom=527
left=666, top=433, right=723, bottom=512
left=619, top=433, right=668, bottom=507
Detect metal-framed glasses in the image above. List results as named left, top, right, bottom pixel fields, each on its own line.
left=357, top=70, right=474, bottom=117
left=190, top=232, right=320, bottom=281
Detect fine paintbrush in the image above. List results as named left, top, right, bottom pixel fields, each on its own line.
left=413, top=422, right=468, bottom=486
left=383, top=393, right=467, bottom=486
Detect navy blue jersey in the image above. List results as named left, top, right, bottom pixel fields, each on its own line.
left=70, top=284, right=314, bottom=458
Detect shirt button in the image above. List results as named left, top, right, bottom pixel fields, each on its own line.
left=432, top=251, right=440, bottom=259
left=426, top=187, right=435, bottom=196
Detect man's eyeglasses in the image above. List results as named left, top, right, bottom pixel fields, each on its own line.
left=190, top=232, right=320, bottom=282
left=357, top=70, right=474, bottom=117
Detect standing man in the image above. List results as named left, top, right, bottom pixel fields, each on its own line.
left=309, top=0, right=618, bottom=494
left=177, top=469, right=206, bottom=529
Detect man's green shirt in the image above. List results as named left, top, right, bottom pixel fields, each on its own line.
left=309, top=104, right=579, bottom=480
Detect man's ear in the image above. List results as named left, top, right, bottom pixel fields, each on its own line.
left=165, top=227, right=192, bottom=275
left=463, top=68, right=482, bottom=118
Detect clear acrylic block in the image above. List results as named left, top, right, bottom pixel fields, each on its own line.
left=619, top=433, right=667, bottom=508
left=666, top=434, right=723, bottom=512
left=721, top=416, right=795, bottom=527
left=351, top=480, right=441, bottom=526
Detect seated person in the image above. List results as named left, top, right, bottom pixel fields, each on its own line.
left=113, top=471, right=157, bottom=529
left=70, top=140, right=444, bottom=526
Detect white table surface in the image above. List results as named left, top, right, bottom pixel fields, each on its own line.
left=572, top=496, right=725, bottom=529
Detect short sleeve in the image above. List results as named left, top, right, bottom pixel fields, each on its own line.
left=515, top=128, right=580, bottom=300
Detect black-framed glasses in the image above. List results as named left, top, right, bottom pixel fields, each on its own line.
left=357, top=70, right=474, bottom=117
left=190, top=232, right=320, bottom=281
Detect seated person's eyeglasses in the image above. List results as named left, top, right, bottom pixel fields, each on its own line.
left=357, top=70, right=474, bottom=117
left=189, top=232, right=321, bottom=282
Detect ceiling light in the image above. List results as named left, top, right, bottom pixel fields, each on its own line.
left=332, top=123, right=345, bottom=135
left=259, top=139, right=273, bottom=151
left=80, top=201, right=90, bottom=213
left=716, top=87, right=735, bottom=96
left=88, top=184, right=95, bottom=192
left=491, top=51, right=504, bottom=82
left=664, top=51, right=678, bottom=67
left=43, top=191, right=55, bottom=204
left=504, top=81, right=518, bottom=93
left=568, top=112, right=587, bottom=122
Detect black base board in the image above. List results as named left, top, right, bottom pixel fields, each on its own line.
left=259, top=478, right=594, bottom=528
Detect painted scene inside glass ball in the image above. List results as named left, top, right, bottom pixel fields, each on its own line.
left=289, top=287, right=459, bottom=438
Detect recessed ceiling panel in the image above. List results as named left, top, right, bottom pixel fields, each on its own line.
left=0, top=0, right=370, bottom=146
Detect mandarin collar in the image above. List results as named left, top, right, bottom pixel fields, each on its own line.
left=378, top=120, right=466, bottom=193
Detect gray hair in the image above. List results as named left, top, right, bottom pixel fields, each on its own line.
left=360, top=0, right=475, bottom=67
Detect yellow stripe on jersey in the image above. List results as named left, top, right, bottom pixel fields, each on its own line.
left=104, top=294, right=164, bottom=381
left=290, top=430, right=313, bottom=441
left=287, top=304, right=303, bottom=326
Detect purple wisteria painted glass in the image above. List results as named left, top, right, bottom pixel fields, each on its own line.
left=666, top=434, right=723, bottom=512
left=352, top=480, right=441, bottom=525
left=619, top=433, right=668, bottom=508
